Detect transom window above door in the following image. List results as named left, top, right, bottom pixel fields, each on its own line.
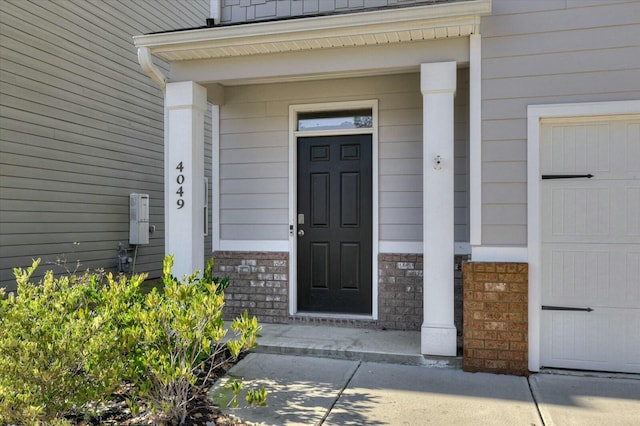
left=297, top=109, right=373, bottom=131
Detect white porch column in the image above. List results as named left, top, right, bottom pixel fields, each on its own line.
left=165, top=81, right=207, bottom=278
left=421, top=62, right=457, bottom=356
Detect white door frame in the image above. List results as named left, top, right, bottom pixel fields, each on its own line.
left=288, top=100, right=379, bottom=318
left=527, top=99, right=640, bottom=372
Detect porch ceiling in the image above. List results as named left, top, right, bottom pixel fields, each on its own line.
left=133, top=0, right=491, bottom=63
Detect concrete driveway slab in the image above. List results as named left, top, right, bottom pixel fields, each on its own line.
left=530, top=373, right=640, bottom=426
left=210, top=353, right=359, bottom=426
left=325, top=362, right=541, bottom=426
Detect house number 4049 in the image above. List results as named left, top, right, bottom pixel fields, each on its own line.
left=176, top=161, right=185, bottom=209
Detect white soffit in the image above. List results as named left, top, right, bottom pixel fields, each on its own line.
left=133, top=0, right=491, bottom=62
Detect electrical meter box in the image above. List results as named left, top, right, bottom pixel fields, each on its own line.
left=129, top=193, right=149, bottom=245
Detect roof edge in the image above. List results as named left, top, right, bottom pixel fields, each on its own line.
left=133, top=0, right=491, bottom=56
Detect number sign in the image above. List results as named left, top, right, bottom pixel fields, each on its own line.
left=176, top=161, right=185, bottom=209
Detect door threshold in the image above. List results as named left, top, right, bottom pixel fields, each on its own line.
left=293, top=311, right=374, bottom=321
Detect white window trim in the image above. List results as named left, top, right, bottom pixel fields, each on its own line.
left=527, top=99, right=640, bottom=373
left=289, top=100, right=379, bottom=319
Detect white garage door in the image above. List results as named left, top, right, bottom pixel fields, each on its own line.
left=540, top=115, right=640, bottom=373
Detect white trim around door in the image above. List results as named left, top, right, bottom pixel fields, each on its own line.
left=288, top=100, right=379, bottom=319
left=527, top=100, right=640, bottom=372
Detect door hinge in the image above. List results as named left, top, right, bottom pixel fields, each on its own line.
left=541, top=174, right=593, bottom=180
left=542, top=305, right=593, bottom=312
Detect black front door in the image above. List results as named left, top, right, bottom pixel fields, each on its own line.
left=297, top=134, right=372, bottom=314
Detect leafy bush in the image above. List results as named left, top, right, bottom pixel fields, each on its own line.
left=124, top=256, right=261, bottom=424
left=0, top=256, right=262, bottom=425
left=0, top=260, right=131, bottom=424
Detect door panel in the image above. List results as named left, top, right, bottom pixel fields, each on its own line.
left=297, top=135, right=372, bottom=314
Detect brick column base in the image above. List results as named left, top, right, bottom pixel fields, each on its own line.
left=462, top=262, right=529, bottom=376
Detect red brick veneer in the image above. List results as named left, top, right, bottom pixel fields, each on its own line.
left=462, top=262, right=529, bottom=376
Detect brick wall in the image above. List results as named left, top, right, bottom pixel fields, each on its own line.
left=377, top=253, right=468, bottom=342
left=462, top=262, right=529, bottom=376
left=213, top=250, right=467, bottom=344
left=213, top=251, right=289, bottom=324
left=378, top=253, right=424, bottom=330
left=454, top=254, right=469, bottom=350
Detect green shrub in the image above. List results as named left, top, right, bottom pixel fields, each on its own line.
left=124, top=256, right=261, bottom=424
left=0, top=256, right=262, bottom=425
left=0, top=260, right=132, bottom=424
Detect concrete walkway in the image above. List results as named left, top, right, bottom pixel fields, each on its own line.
left=252, top=323, right=460, bottom=367
left=211, top=324, right=640, bottom=425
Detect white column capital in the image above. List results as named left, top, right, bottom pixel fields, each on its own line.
left=166, top=81, right=207, bottom=111
left=420, top=62, right=457, bottom=95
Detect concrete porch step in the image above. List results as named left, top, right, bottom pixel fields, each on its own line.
left=252, top=323, right=462, bottom=367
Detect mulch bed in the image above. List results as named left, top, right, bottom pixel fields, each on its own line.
left=64, top=352, right=252, bottom=426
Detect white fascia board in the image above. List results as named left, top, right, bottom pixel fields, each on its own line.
left=133, top=0, right=491, bottom=58
left=173, top=37, right=468, bottom=85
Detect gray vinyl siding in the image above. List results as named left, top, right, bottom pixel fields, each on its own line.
left=480, top=0, right=640, bottom=246
left=205, top=105, right=214, bottom=256
left=0, top=0, right=209, bottom=291
left=454, top=69, right=470, bottom=242
left=220, top=0, right=466, bottom=24
left=219, top=71, right=469, bottom=244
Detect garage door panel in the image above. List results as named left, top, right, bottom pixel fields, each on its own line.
left=628, top=187, right=640, bottom=235
left=543, top=183, right=639, bottom=243
left=625, top=315, right=640, bottom=369
left=542, top=310, right=610, bottom=367
left=547, top=124, right=610, bottom=175
left=543, top=247, right=609, bottom=306
left=622, top=122, right=640, bottom=173
left=544, top=121, right=640, bottom=178
left=547, top=185, right=610, bottom=238
left=541, top=309, right=640, bottom=373
left=542, top=244, right=640, bottom=308
left=540, top=115, right=640, bottom=374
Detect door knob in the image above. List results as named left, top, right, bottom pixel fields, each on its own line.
left=297, top=229, right=305, bottom=237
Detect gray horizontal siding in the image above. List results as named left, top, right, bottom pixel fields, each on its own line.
left=205, top=105, right=214, bottom=258
left=454, top=69, right=470, bottom=243
left=218, top=72, right=470, bottom=244
left=480, top=0, right=640, bottom=246
left=0, top=0, right=209, bottom=291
